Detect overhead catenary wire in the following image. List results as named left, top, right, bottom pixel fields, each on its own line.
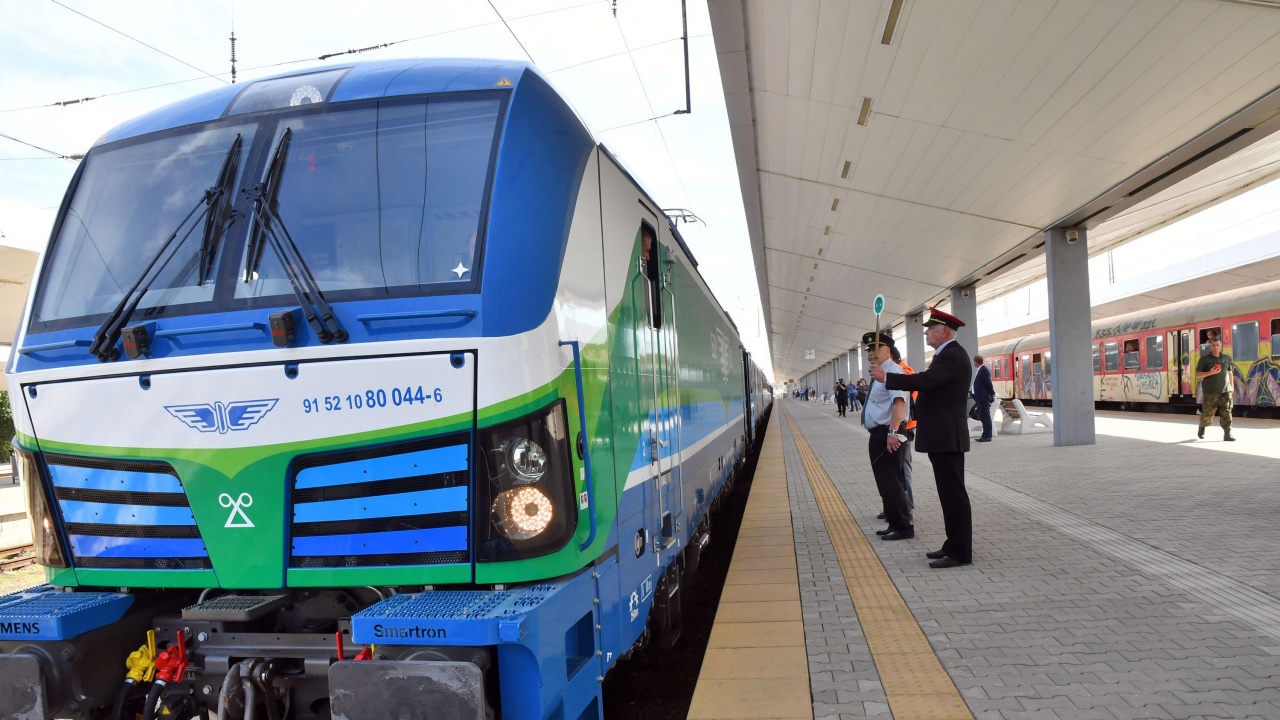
left=0, top=132, right=80, bottom=161
left=609, top=10, right=695, bottom=217
left=2, top=0, right=606, bottom=115
left=49, top=0, right=228, bottom=85
left=486, top=0, right=537, bottom=64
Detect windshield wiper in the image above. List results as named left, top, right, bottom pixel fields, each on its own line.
left=243, top=129, right=349, bottom=344
left=88, top=135, right=243, bottom=361
left=198, top=134, right=242, bottom=285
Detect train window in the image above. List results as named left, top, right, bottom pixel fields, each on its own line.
left=1123, top=339, right=1140, bottom=370
left=1104, top=342, right=1119, bottom=372
left=1272, top=319, right=1280, bottom=359
left=1199, top=327, right=1221, bottom=356
left=236, top=97, right=501, bottom=303
left=1145, top=335, right=1164, bottom=369
left=1233, top=321, right=1258, bottom=362
left=1043, top=351, right=1051, bottom=375
left=1031, top=352, right=1043, bottom=375
left=33, top=122, right=260, bottom=326
left=990, top=359, right=999, bottom=380
left=638, top=222, right=663, bottom=329
left=1001, top=357, right=1009, bottom=379
left=1092, top=344, right=1100, bottom=373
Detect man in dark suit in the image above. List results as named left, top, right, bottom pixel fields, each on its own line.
left=870, top=307, right=973, bottom=568
left=972, top=354, right=996, bottom=442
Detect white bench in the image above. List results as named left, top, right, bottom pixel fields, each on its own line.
left=998, top=398, right=1053, bottom=435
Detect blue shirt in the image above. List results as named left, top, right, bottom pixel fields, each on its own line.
left=862, top=359, right=910, bottom=429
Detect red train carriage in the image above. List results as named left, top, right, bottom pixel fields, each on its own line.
left=980, top=279, right=1280, bottom=413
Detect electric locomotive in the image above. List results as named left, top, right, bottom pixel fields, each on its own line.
left=1, top=59, right=771, bottom=720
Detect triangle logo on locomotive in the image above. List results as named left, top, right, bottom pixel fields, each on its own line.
left=165, top=399, right=280, bottom=434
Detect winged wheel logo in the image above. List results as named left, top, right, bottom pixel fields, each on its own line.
left=165, top=399, right=279, bottom=434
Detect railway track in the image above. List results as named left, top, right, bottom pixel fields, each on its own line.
left=1, top=544, right=36, bottom=572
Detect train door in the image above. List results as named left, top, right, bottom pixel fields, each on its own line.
left=1099, top=340, right=1121, bottom=401
left=654, top=232, right=684, bottom=549
left=1168, top=327, right=1194, bottom=401
left=630, top=215, right=682, bottom=554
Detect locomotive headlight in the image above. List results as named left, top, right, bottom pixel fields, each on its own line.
left=14, top=445, right=69, bottom=568
left=492, top=486, right=554, bottom=540
left=507, top=438, right=547, bottom=483
left=476, top=400, right=578, bottom=561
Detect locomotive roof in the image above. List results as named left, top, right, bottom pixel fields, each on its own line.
left=97, top=58, right=538, bottom=146
left=982, top=277, right=1280, bottom=355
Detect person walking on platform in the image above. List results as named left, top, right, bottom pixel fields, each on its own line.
left=835, top=379, right=850, bottom=417
left=861, top=332, right=913, bottom=541
left=871, top=307, right=972, bottom=568
left=972, top=355, right=995, bottom=442
left=1196, top=338, right=1235, bottom=441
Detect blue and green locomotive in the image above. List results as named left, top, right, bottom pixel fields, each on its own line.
left=1, top=59, right=772, bottom=720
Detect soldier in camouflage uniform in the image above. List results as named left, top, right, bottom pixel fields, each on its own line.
left=1195, top=338, right=1235, bottom=441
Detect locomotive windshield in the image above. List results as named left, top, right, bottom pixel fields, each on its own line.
left=31, top=94, right=503, bottom=332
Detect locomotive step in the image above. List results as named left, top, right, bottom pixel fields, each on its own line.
left=182, top=592, right=291, bottom=622
left=0, top=585, right=134, bottom=641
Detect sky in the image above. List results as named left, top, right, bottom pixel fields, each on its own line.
left=0, top=0, right=774, bottom=377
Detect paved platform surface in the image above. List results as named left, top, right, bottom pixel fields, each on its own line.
left=690, top=421, right=814, bottom=719
left=707, top=399, right=1280, bottom=720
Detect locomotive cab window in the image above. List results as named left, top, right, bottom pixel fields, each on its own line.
left=1145, top=335, right=1164, bottom=369
left=1123, top=339, right=1140, bottom=370
left=1093, top=344, right=1101, bottom=373
left=1272, top=318, right=1280, bottom=359
left=1199, top=327, right=1221, bottom=356
left=237, top=96, right=501, bottom=303
left=1233, top=321, right=1258, bottom=362
left=639, top=222, right=663, bottom=329
left=1104, top=341, right=1119, bottom=372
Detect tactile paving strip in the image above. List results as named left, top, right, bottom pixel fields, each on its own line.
left=783, top=408, right=973, bottom=720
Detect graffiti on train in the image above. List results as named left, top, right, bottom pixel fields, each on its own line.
left=1241, top=357, right=1280, bottom=407
left=1135, top=372, right=1162, bottom=399
left=1093, top=318, right=1157, bottom=340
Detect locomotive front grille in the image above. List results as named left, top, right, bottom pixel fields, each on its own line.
left=45, top=455, right=211, bottom=570
left=289, top=435, right=472, bottom=568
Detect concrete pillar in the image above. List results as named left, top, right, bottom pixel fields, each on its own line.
left=905, top=313, right=926, bottom=370
left=1046, top=227, right=1096, bottom=446
left=949, top=284, right=979, bottom=362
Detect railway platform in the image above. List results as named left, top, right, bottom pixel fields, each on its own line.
left=692, top=400, right=1280, bottom=720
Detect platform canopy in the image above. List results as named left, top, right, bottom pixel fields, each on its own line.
left=708, top=0, right=1280, bottom=382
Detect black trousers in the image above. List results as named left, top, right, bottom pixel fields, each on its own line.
left=868, top=429, right=912, bottom=532
left=927, top=451, right=971, bottom=563
left=975, top=396, right=993, bottom=439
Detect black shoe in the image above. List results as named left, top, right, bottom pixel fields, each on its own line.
left=1198, top=427, right=1204, bottom=439
left=977, top=436, right=992, bottom=442
left=929, top=556, right=965, bottom=569
left=881, top=530, right=914, bottom=541
left=1224, top=433, right=1236, bottom=442
left=875, top=526, right=892, bottom=535
left=925, top=549, right=947, bottom=560
left=876, top=513, right=886, bottom=520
